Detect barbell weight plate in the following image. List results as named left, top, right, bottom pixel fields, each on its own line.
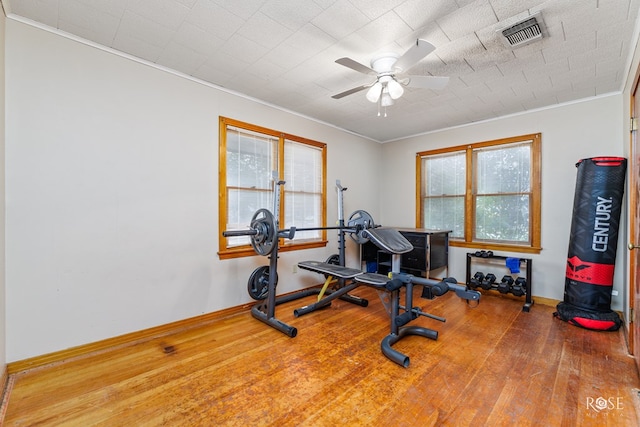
left=326, top=254, right=340, bottom=265
left=323, top=254, right=340, bottom=279
left=347, top=210, right=375, bottom=245
left=249, top=208, right=277, bottom=256
left=247, top=265, right=277, bottom=300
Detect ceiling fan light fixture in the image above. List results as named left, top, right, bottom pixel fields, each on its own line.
left=366, top=81, right=383, bottom=102
left=387, top=79, right=404, bottom=99
left=380, top=91, right=394, bottom=107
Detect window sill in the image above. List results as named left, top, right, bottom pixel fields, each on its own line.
left=218, top=240, right=328, bottom=260
left=449, top=240, right=542, bottom=255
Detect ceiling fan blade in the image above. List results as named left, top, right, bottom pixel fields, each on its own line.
left=331, top=84, right=372, bottom=99
left=394, top=39, right=436, bottom=72
left=405, top=75, right=450, bottom=90
left=335, top=57, right=377, bottom=75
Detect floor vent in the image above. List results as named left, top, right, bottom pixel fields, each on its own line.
left=499, top=12, right=546, bottom=48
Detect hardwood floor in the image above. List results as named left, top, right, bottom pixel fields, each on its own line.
left=2, top=285, right=639, bottom=426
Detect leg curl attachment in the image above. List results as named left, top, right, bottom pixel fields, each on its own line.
left=389, top=273, right=481, bottom=305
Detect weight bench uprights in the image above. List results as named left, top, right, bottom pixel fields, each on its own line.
left=232, top=175, right=480, bottom=367
left=297, top=227, right=481, bottom=368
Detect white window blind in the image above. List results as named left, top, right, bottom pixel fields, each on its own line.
left=226, top=127, right=277, bottom=248
left=474, top=142, right=532, bottom=244
left=422, top=151, right=466, bottom=238
left=284, top=139, right=323, bottom=241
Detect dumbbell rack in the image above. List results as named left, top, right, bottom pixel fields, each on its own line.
left=465, top=252, right=533, bottom=312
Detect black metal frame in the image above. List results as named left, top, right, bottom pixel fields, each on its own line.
left=465, top=252, right=533, bottom=311
left=290, top=181, right=369, bottom=317
left=377, top=275, right=480, bottom=366
left=368, top=252, right=443, bottom=367
left=297, top=226, right=481, bottom=367
left=241, top=176, right=482, bottom=367
left=250, top=179, right=368, bottom=337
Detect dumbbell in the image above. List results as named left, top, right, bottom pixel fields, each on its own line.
left=474, top=250, right=494, bottom=258
left=469, top=272, right=484, bottom=289
left=512, top=277, right=527, bottom=296
left=481, top=273, right=496, bottom=290
left=498, top=275, right=514, bottom=294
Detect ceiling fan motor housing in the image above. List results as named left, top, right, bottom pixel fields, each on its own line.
left=370, top=53, right=400, bottom=73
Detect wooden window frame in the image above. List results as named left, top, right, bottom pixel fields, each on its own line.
left=416, top=133, right=542, bottom=254
left=218, top=117, right=327, bottom=259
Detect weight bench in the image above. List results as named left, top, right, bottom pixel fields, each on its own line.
left=295, top=262, right=368, bottom=317
left=297, top=227, right=481, bottom=367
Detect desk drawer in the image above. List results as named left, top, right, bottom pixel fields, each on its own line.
left=401, top=232, right=425, bottom=248
left=402, top=249, right=426, bottom=271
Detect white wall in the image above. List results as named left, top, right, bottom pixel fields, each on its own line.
left=5, top=17, right=633, bottom=363
left=4, top=21, right=380, bottom=362
left=381, top=94, right=626, bottom=309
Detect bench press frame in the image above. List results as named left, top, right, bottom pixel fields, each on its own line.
left=249, top=177, right=370, bottom=337
left=236, top=174, right=481, bottom=366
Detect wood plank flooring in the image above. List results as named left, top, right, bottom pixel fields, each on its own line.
left=2, top=286, right=639, bottom=426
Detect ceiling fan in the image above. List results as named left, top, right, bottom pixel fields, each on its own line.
left=332, top=39, right=449, bottom=115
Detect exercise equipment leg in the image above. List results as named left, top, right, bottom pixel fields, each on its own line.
left=294, top=261, right=368, bottom=317
left=380, top=280, right=439, bottom=368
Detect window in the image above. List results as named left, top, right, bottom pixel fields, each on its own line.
left=219, top=117, right=327, bottom=259
left=417, top=133, right=541, bottom=253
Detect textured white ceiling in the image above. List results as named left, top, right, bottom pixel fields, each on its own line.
left=3, top=0, right=639, bottom=142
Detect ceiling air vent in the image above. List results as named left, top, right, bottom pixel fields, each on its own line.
left=498, top=12, right=546, bottom=48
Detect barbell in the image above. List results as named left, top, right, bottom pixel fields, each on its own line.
left=222, top=208, right=377, bottom=256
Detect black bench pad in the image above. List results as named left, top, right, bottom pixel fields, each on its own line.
left=364, top=228, right=413, bottom=254
left=298, top=261, right=363, bottom=279
left=355, top=272, right=390, bottom=288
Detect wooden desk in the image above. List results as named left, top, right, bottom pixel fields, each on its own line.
left=361, top=228, right=450, bottom=277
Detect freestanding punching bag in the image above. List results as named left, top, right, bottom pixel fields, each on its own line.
left=554, top=157, right=627, bottom=331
